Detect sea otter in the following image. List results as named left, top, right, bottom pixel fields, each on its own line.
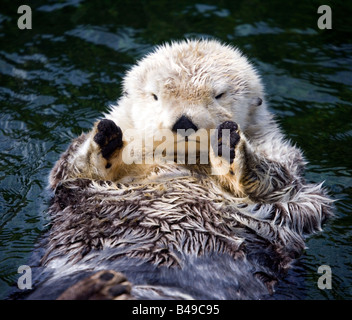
left=25, top=39, right=332, bottom=300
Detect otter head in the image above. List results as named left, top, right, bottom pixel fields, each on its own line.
left=119, top=40, right=265, bottom=162
left=123, top=39, right=264, bottom=132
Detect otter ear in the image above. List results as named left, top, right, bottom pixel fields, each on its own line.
left=252, top=97, right=262, bottom=107
left=255, top=97, right=262, bottom=106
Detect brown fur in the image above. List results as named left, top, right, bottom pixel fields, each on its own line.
left=32, top=40, right=333, bottom=300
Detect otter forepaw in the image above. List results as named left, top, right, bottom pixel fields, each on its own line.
left=93, top=119, right=123, bottom=159
left=212, top=121, right=240, bottom=163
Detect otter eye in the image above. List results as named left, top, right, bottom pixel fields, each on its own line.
left=152, top=94, right=158, bottom=101
left=215, top=93, right=225, bottom=100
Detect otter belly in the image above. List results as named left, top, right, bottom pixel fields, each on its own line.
left=21, top=169, right=305, bottom=300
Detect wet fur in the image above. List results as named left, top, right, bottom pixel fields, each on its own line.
left=27, top=40, right=333, bottom=299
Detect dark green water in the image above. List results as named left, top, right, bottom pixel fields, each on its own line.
left=0, top=0, right=351, bottom=299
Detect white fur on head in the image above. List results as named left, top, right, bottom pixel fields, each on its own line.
left=108, top=39, right=265, bottom=138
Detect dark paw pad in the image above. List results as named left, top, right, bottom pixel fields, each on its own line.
left=212, top=121, right=240, bottom=163
left=94, top=119, right=123, bottom=159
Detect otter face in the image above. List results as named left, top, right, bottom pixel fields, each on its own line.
left=122, top=40, right=264, bottom=139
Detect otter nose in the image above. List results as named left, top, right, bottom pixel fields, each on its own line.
left=172, top=115, right=198, bottom=135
